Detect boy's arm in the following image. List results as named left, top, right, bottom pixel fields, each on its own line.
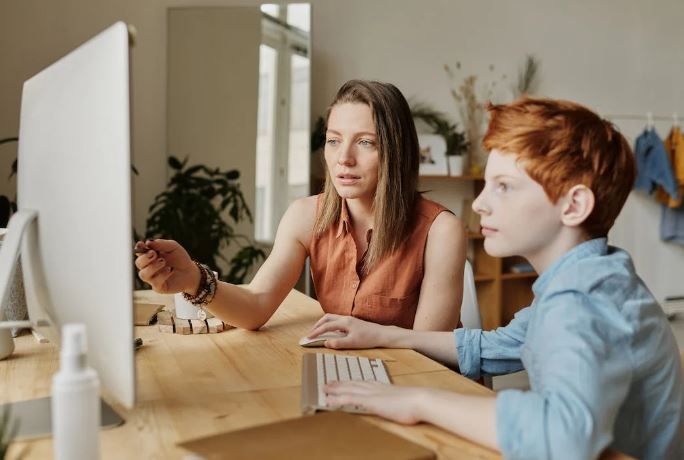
left=455, top=305, right=532, bottom=379
left=308, top=304, right=533, bottom=375
left=325, top=381, right=500, bottom=451
left=496, top=291, right=633, bottom=459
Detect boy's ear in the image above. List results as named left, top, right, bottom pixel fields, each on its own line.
left=560, top=185, right=595, bottom=227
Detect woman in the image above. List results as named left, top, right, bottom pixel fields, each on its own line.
left=135, top=80, right=465, bottom=331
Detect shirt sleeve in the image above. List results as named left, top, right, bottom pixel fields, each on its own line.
left=495, top=290, right=633, bottom=460
left=455, top=305, right=532, bottom=379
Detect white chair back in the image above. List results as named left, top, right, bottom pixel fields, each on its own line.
left=460, top=259, right=481, bottom=329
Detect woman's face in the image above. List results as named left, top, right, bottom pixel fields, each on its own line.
left=324, top=102, right=380, bottom=202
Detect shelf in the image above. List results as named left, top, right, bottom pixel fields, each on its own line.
left=419, top=175, right=484, bottom=181
left=501, top=272, right=537, bottom=280
left=474, top=274, right=496, bottom=282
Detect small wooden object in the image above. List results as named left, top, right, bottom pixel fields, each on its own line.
left=156, top=309, right=233, bottom=335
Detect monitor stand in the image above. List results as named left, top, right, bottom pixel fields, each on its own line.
left=0, top=211, right=126, bottom=439
left=0, top=397, right=124, bottom=440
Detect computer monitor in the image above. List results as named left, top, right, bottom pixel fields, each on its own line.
left=0, top=22, right=135, bottom=411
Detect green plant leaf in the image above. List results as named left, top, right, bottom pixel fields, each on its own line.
left=224, top=169, right=240, bottom=180
left=143, top=156, right=262, bottom=283
left=168, top=156, right=184, bottom=170
left=411, top=104, right=468, bottom=156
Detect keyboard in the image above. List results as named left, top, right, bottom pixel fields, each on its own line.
left=301, top=352, right=391, bottom=414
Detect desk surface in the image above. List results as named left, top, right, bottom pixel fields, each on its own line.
left=1, top=289, right=499, bottom=459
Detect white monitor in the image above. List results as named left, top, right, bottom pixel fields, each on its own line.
left=0, top=22, right=135, bottom=409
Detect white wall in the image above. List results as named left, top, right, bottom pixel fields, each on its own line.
left=2, top=0, right=683, bottom=299
left=0, top=0, right=266, bottom=233
left=167, top=7, right=260, bottom=263
left=310, top=0, right=684, bottom=302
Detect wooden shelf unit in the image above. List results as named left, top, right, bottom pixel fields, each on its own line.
left=421, top=174, right=537, bottom=330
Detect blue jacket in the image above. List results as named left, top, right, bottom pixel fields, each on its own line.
left=634, top=129, right=679, bottom=200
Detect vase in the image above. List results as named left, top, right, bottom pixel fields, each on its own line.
left=448, top=155, right=465, bottom=176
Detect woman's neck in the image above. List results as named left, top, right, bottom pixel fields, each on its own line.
left=345, top=196, right=374, bottom=232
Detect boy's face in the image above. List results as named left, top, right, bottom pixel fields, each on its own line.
left=472, top=149, right=566, bottom=260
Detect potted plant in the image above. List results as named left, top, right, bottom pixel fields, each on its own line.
left=0, top=137, right=18, bottom=228
left=140, top=156, right=266, bottom=287
left=411, top=105, right=468, bottom=176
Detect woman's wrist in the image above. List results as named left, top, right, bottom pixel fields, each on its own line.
left=384, top=325, right=413, bottom=348
left=184, top=262, right=203, bottom=297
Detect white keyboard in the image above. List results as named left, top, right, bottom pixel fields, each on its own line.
left=301, top=353, right=391, bottom=414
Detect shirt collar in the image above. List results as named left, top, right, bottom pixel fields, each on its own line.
left=532, top=237, right=608, bottom=296
left=336, top=199, right=351, bottom=238
left=335, top=199, right=374, bottom=242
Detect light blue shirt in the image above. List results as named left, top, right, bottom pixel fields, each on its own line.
left=455, top=238, right=684, bottom=459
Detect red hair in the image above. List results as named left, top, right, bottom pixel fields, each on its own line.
left=483, top=97, right=635, bottom=237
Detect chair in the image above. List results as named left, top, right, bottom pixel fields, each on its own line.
left=460, top=259, right=481, bottom=329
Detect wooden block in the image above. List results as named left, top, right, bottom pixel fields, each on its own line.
left=175, top=319, right=192, bottom=335
left=158, top=324, right=174, bottom=334
left=206, top=317, right=224, bottom=333
left=190, top=319, right=207, bottom=334
left=31, top=329, right=50, bottom=344
left=156, top=310, right=174, bottom=326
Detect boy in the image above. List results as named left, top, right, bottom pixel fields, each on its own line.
left=308, top=98, right=684, bottom=459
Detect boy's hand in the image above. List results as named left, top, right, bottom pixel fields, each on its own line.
left=305, top=314, right=390, bottom=349
left=134, top=239, right=201, bottom=295
left=324, top=381, right=425, bottom=425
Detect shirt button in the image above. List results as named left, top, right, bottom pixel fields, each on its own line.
left=351, top=281, right=359, bottom=289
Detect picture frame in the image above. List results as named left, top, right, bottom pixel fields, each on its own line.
left=417, top=134, right=448, bottom=176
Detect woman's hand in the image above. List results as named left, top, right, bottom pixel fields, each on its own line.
left=134, top=239, right=200, bottom=294
left=306, top=314, right=395, bottom=349
left=325, top=381, right=425, bottom=425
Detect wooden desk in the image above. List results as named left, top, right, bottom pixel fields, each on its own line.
left=1, top=289, right=498, bottom=459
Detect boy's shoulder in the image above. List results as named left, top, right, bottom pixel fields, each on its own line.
left=539, top=245, right=655, bottom=326
left=545, top=245, right=636, bottom=295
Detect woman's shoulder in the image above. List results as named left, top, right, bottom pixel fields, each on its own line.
left=279, top=195, right=319, bottom=244
left=427, top=210, right=464, bottom=242
left=415, top=196, right=460, bottom=226
left=285, top=195, right=319, bottom=223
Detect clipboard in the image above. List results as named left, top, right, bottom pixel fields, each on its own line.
left=178, top=411, right=436, bottom=460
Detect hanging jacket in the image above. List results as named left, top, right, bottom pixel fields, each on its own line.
left=633, top=129, right=678, bottom=200
left=655, top=126, right=684, bottom=208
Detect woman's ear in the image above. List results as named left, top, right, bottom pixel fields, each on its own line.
left=560, top=184, right=595, bottom=228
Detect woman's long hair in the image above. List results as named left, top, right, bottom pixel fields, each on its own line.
left=314, top=80, right=420, bottom=273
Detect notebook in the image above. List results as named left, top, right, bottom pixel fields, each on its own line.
left=178, top=411, right=436, bottom=460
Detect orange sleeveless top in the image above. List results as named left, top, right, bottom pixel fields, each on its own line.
left=309, top=195, right=450, bottom=329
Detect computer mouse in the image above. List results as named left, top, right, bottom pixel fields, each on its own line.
left=298, top=331, right=347, bottom=347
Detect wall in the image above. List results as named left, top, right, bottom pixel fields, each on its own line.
left=2, top=0, right=683, bottom=299
left=167, top=7, right=260, bottom=259
left=0, top=0, right=265, bottom=234
left=310, top=0, right=684, bottom=302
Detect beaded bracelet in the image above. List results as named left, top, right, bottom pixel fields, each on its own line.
left=182, top=261, right=218, bottom=309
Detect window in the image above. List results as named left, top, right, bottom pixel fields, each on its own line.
left=255, top=4, right=310, bottom=244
